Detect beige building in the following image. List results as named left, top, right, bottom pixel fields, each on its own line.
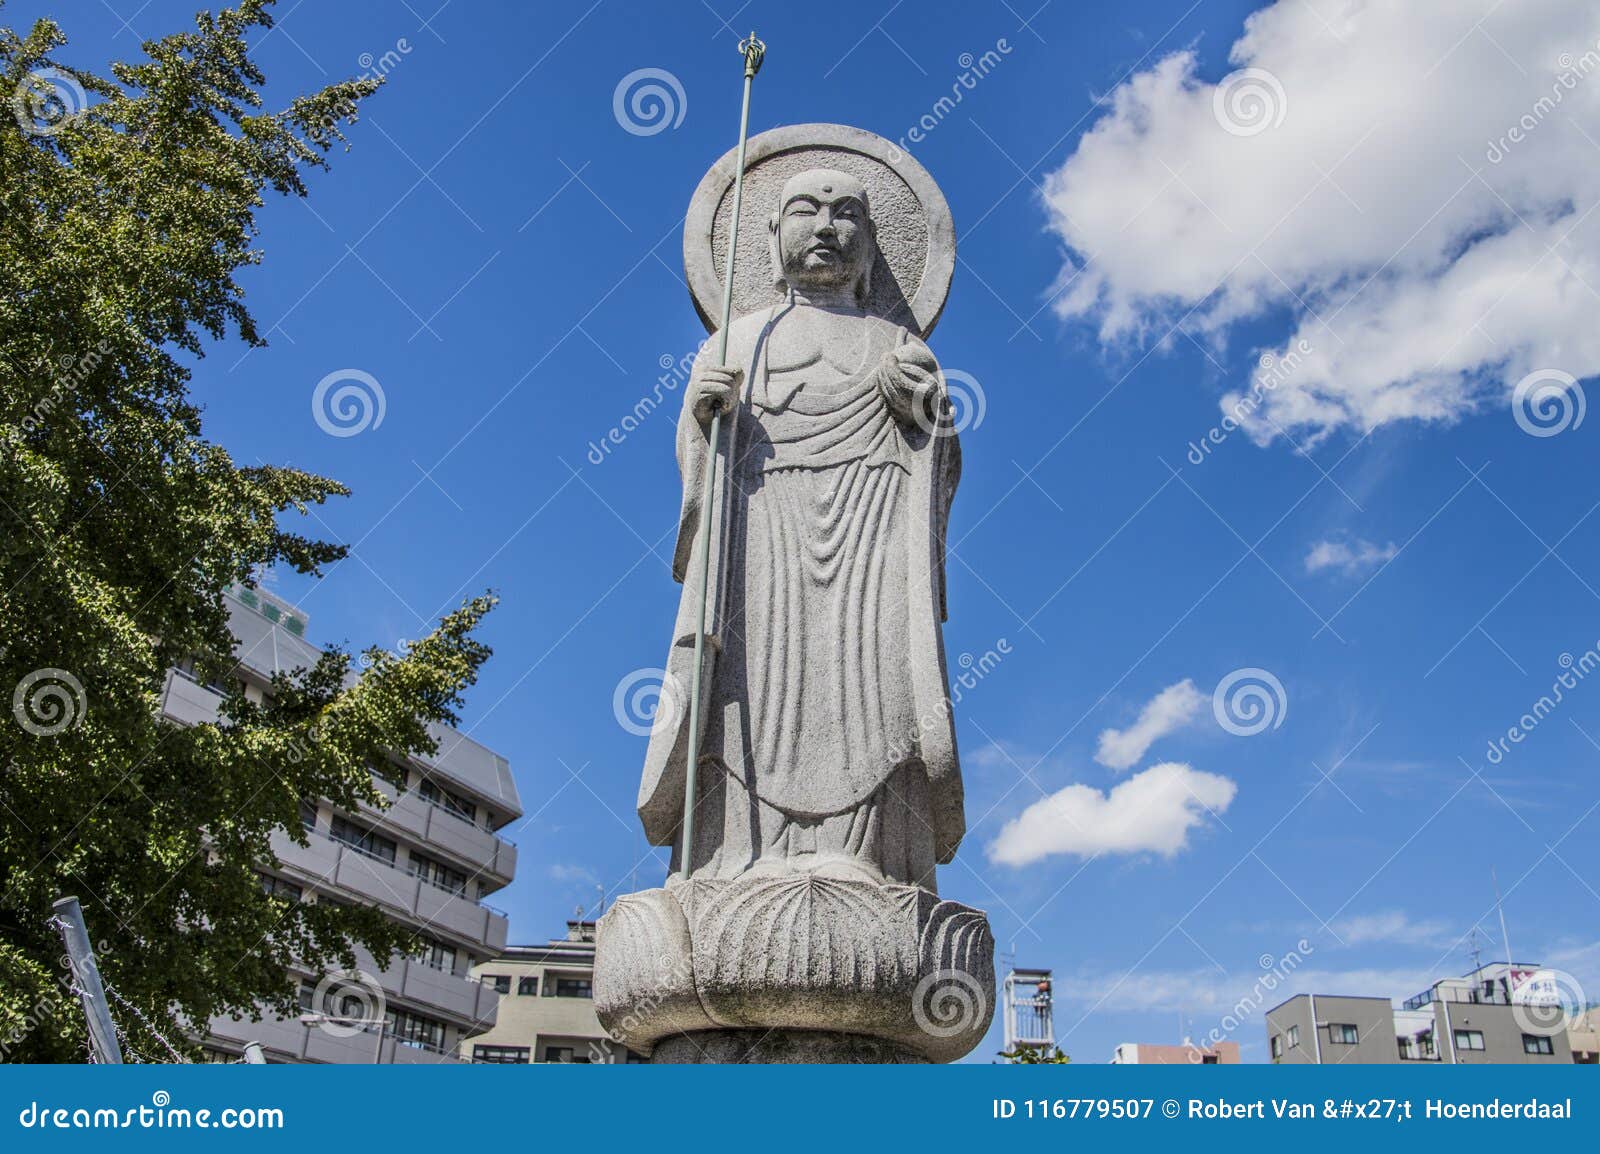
left=465, top=921, right=643, bottom=1063
left=164, top=585, right=521, bottom=1063
left=1568, top=1007, right=1599, bottom=1063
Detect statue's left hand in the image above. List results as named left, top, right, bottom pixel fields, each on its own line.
left=876, top=344, right=943, bottom=430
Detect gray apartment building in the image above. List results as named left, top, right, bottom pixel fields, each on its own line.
left=160, top=585, right=522, bottom=1063
left=1268, top=962, right=1574, bottom=1064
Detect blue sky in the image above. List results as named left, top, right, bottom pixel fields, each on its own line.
left=26, top=0, right=1600, bottom=1062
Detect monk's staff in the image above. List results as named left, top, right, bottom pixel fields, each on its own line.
left=680, top=32, right=765, bottom=879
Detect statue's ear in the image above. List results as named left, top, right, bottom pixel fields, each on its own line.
left=856, top=219, right=877, bottom=305
left=767, top=212, right=785, bottom=290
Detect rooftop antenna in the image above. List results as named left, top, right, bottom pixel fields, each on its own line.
left=1467, top=926, right=1484, bottom=975
left=1492, top=867, right=1515, bottom=967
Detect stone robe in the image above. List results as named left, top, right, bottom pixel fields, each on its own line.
left=636, top=302, right=963, bottom=887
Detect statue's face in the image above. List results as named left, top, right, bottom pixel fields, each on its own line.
left=774, top=170, right=874, bottom=295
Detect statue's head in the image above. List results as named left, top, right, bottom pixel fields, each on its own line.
left=769, top=168, right=876, bottom=304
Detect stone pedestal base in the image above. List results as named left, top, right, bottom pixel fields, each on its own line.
left=594, top=871, right=994, bottom=1063
left=651, top=1028, right=929, bottom=1064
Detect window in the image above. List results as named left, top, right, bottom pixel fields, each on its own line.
left=1454, top=1029, right=1485, bottom=1051
left=1523, top=1033, right=1555, bottom=1055
left=549, top=977, right=592, bottom=999
left=259, top=873, right=303, bottom=902
left=386, top=1008, right=447, bottom=1052
left=1286, top=1025, right=1300, bottom=1049
left=417, top=778, right=478, bottom=825
left=298, top=799, right=319, bottom=832
left=407, top=851, right=468, bottom=897
left=329, top=815, right=396, bottom=865
left=474, top=1045, right=529, bottom=1064
left=542, top=1045, right=589, bottom=1063
left=487, top=975, right=510, bottom=995
left=1329, top=1023, right=1360, bottom=1044
left=411, top=938, right=458, bottom=974
left=1271, top=1035, right=1283, bottom=1059
left=518, top=976, right=539, bottom=996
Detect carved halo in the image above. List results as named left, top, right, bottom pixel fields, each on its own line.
left=684, top=123, right=956, bottom=340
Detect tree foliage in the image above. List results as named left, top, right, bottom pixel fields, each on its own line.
left=999, top=1045, right=1072, bottom=1064
left=0, top=1, right=494, bottom=1061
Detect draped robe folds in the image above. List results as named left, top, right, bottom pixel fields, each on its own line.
left=636, top=304, right=964, bottom=886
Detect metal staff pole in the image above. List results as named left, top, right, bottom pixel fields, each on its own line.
left=681, top=32, right=765, bottom=879
left=52, top=895, right=123, bottom=1064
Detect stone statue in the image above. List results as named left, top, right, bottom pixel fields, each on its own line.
left=595, top=125, right=993, bottom=1064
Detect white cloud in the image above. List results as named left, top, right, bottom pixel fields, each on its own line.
left=1096, top=678, right=1206, bottom=769
left=988, top=761, right=1236, bottom=866
left=1304, top=537, right=1397, bottom=576
left=1040, top=0, right=1600, bottom=445
left=1331, top=910, right=1452, bottom=949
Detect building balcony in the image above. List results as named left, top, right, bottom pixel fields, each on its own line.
left=358, top=784, right=517, bottom=888
left=160, top=668, right=223, bottom=726
left=268, top=829, right=508, bottom=953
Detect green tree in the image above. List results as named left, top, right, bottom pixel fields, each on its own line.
left=0, top=1, right=494, bottom=1061
left=999, top=1045, right=1072, bottom=1064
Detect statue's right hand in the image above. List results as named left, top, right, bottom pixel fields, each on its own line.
left=690, top=363, right=742, bottom=427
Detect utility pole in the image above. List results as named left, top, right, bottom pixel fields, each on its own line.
left=51, top=895, right=122, bottom=1064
